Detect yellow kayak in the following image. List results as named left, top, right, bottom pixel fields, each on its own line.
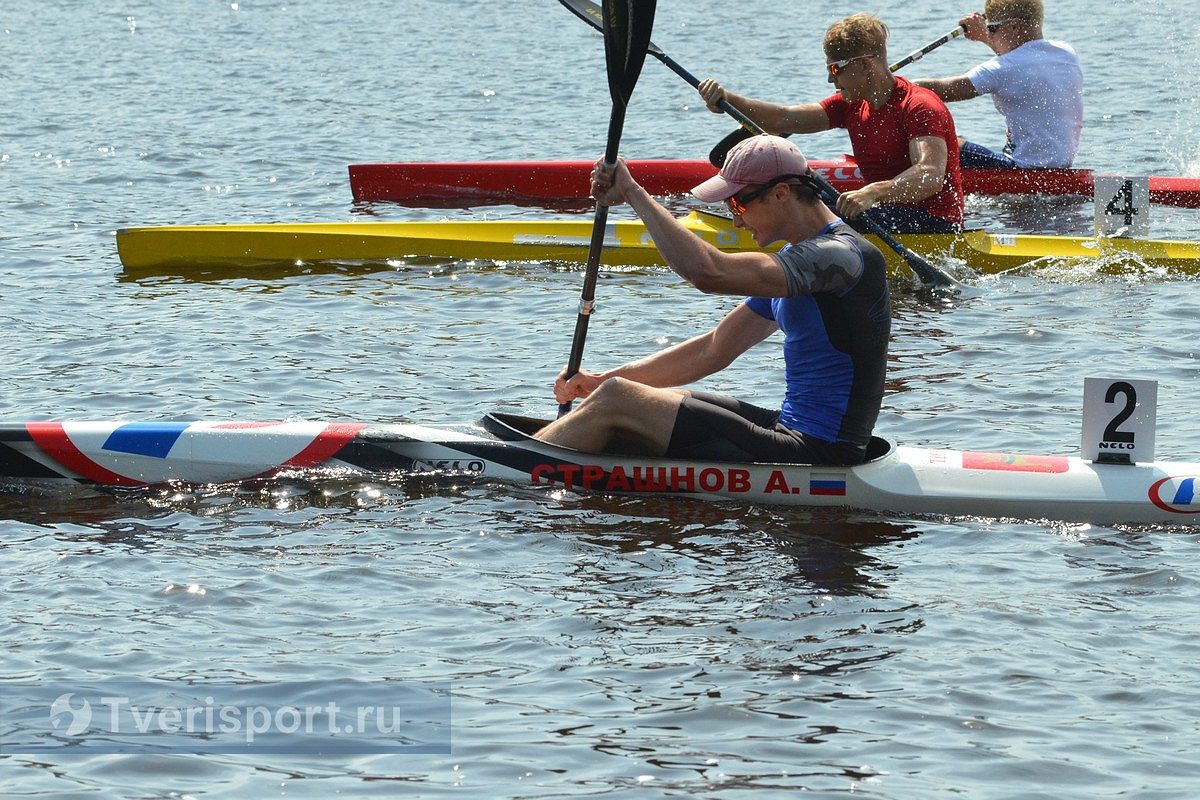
left=116, top=210, right=1200, bottom=275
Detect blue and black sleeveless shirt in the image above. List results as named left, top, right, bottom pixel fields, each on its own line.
left=743, top=221, right=890, bottom=447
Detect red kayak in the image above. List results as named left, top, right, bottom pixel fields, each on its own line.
left=349, top=158, right=1200, bottom=208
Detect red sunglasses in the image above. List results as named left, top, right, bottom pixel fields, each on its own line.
left=826, top=53, right=873, bottom=78
left=725, top=174, right=808, bottom=216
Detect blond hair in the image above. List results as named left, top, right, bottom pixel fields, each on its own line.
left=823, top=13, right=889, bottom=61
left=983, top=0, right=1044, bottom=26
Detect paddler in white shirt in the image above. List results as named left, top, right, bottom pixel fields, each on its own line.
left=914, top=0, right=1084, bottom=169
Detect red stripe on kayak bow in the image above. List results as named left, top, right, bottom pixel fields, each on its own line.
left=25, top=421, right=142, bottom=486
left=280, top=423, right=368, bottom=469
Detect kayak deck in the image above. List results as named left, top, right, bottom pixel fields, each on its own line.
left=348, top=159, right=1200, bottom=208
left=3, top=413, right=1199, bottom=527
left=115, top=210, right=1200, bottom=276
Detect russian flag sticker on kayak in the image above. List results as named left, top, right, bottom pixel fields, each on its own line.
left=810, top=474, right=847, bottom=496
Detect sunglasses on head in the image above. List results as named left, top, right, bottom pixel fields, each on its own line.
left=985, top=18, right=1012, bottom=32
left=825, top=53, right=874, bottom=77
left=725, top=174, right=809, bottom=216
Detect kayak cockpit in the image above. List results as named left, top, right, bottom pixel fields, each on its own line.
left=481, top=412, right=895, bottom=465
left=482, top=412, right=551, bottom=440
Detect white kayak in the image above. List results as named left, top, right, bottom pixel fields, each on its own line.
left=2, top=413, right=1198, bottom=527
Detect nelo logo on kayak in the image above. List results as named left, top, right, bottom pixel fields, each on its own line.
left=1148, top=476, right=1200, bottom=514
left=414, top=459, right=485, bottom=473
left=811, top=165, right=863, bottom=182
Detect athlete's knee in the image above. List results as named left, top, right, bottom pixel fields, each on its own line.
left=578, top=378, right=671, bottom=427
left=585, top=376, right=640, bottom=407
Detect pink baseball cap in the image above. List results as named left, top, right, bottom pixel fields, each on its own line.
left=691, top=134, right=810, bottom=203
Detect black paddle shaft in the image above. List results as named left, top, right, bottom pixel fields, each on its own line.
left=558, top=0, right=658, bottom=415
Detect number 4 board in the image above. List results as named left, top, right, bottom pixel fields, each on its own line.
left=1094, top=175, right=1150, bottom=238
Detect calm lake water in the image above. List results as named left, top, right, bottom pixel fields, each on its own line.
left=3, top=1, right=1200, bottom=797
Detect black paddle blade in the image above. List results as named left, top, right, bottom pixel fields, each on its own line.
left=902, top=250, right=958, bottom=290
left=710, top=126, right=799, bottom=168
left=708, top=126, right=755, bottom=167
left=558, top=0, right=605, bottom=31
left=603, top=0, right=657, bottom=109
left=560, top=0, right=665, bottom=57
left=560, top=0, right=668, bottom=62
left=557, top=0, right=683, bottom=77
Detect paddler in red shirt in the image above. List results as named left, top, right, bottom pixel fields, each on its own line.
left=698, top=12, right=964, bottom=234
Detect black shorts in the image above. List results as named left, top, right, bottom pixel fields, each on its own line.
left=666, top=391, right=868, bottom=465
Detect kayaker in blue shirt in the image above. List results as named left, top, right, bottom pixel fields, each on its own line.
left=534, top=135, right=891, bottom=466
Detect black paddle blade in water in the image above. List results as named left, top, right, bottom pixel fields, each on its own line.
left=802, top=172, right=961, bottom=292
